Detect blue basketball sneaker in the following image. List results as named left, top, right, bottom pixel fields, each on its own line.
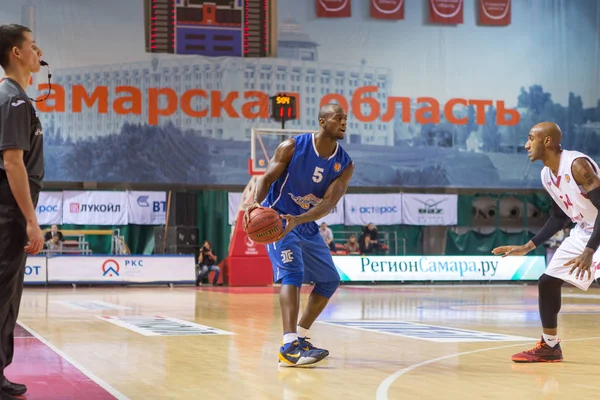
left=298, top=336, right=329, bottom=358
left=279, top=340, right=328, bottom=367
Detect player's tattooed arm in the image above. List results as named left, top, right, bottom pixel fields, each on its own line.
left=295, top=161, right=355, bottom=224
left=253, top=138, right=295, bottom=204
left=572, top=157, right=600, bottom=193
left=566, top=157, right=600, bottom=280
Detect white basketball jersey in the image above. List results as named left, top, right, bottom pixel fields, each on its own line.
left=541, top=149, right=600, bottom=233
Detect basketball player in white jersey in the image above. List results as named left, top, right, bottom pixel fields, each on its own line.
left=493, top=122, right=600, bottom=363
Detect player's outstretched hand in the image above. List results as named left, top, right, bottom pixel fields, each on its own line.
left=491, top=244, right=531, bottom=258
left=566, top=248, right=594, bottom=281
left=275, top=214, right=298, bottom=241
left=243, top=202, right=261, bottom=232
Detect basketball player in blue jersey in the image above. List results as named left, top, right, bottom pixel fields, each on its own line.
left=245, top=103, right=354, bottom=367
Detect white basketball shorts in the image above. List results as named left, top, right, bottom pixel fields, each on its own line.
left=544, top=228, right=600, bottom=290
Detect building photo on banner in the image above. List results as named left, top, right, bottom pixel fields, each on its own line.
left=15, top=0, right=598, bottom=189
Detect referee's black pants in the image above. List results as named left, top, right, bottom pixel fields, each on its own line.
left=0, top=187, right=37, bottom=380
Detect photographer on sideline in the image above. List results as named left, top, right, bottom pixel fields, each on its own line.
left=195, top=240, right=221, bottom=286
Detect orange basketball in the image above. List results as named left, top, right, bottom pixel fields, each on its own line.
left=245, top=207, right=283, bottom=244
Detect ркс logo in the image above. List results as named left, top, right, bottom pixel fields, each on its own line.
left=102, top=259, right=120, bottom=277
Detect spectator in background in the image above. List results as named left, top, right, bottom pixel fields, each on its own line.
left=44, top=224, right=63, bottom=253
left=319, top=222, right=336, bottom=252
left=363, top=223, right=379, bottom=253
left=359, top=232, right=375, bottom=255
left=344, top=234, right=360, bottom=254
left=115, top=237, right=131, bottom=255
left=195, top=240, right=221, bottom=286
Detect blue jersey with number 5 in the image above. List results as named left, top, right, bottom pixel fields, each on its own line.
left=263, top=133, right=352, bottom=218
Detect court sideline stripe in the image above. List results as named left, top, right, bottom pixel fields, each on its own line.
left=17, top=320, right=130, bottom=400
left=376, top=335, right=600, bottom=400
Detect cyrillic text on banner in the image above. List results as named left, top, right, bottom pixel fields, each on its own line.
left=35, top=191, right=63, bottom=225
left=47, top=255, right=195, bottom=283
left=62, top=191, right=128, bottom=225
left=127, top=191, right=167, bottom=225
left=344, top=194, right=402, bottom=226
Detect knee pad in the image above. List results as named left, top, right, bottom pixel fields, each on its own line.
left=538, top=273, right=564, bottom=293
left=313, top=280, right=340, bottom=298
left=538, top=273, right=564, bottom=328
left=281, top=272, right=303, bottom=289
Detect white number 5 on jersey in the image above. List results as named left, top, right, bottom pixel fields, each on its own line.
left=312, top=167, right=324, bottom=183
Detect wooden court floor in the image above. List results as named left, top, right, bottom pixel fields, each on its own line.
left=13, top=283, right=600, bottom=399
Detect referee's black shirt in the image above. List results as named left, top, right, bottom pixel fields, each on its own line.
left=0, top=77, right=44, bottom=191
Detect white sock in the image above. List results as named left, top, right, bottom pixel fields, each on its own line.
left=542, top=333, right=558, bottom=348
left=283, top=333, right=298, bottom=345
left=297, top=326, right=309, bottom=339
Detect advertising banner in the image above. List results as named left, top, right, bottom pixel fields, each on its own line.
left=401, top=193, right=458, bottom=226
left=24, top=256, right=47, bottom=284
left=316, top=197, right=345, bottom=226
left=226, top=210, right=274, bottom=286
left=35, top=191, right=63, bottom=226
left=25, top=0, right=600, bottom=190
left=62, top=191, right=128, bottom=225
left=228, top=192, right=243, bottom=225
left=316, top=0, right=351, bottom=18
left=429, top=0, right=464, bottom=24
left=47, top=256, right=195, bottom=284
left=230, top=192, right=345, bottom=226
left=333, top=255, right=545, bottom=282
left=127, top=191, right=167, bottom=225
left=478, top=0, right=511, bottom=26
left=228, top=210, right=268, bottom=258
left=370, top=0, right=404, bottom=20
left=344, top=194, right=402, bottom=226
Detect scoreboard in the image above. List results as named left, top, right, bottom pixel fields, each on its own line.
left=270, top=93, right=298, bottom=123
left=144, top=0, right=271, bottom=58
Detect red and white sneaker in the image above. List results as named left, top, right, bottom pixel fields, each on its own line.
left=511, top=337, right=563, bottom=363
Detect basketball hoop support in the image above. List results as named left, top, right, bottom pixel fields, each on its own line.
left=280, top=117, right=286, bottom=143
left=249, top=128, right=312, bottom=177
left=248, top=159, right=264, bottom=176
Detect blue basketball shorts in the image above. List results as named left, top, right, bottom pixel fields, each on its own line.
left=266, top=222, right=340, bottom=286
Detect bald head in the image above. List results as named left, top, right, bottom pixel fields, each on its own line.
left=531, top=122, right=562, bottom=150
left=318, top=103, right=344, bottom=120
left=525, top=122, right=564, bottom=163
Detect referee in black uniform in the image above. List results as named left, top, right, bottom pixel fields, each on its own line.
left=0, top=24, right=45, bottom=399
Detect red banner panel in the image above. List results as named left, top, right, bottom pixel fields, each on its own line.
left=371, top=0, right=404, bottom=20
left=429, top=0, right=463, bottom=24
left=479, top=0, right=511, bottom=26
left=316, top=0, right=351, bottom=18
